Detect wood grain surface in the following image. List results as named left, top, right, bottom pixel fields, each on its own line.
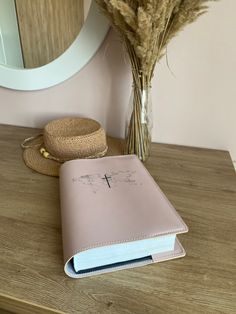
left=15, top=0, right=84, bottom=68
left=0, top=124, right=235, bottom=314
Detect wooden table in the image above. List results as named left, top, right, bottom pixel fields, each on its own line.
left=0, top=124, right=235, bottom=314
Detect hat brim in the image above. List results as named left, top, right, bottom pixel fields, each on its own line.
left=23, top=136, right=125, bottom=177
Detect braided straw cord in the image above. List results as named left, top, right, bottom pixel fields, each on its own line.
left=39, top=145, right=108, bottom=163
left=21, top=134, right=43, bottom=149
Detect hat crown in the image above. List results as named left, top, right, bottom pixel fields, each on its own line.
left=43, top=118, right=107, bottom=161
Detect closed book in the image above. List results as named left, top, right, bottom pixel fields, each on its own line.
left=60, top=155, right=188, bottom=278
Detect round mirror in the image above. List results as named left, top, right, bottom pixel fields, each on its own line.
left=0, top=1, right=109, bottom=90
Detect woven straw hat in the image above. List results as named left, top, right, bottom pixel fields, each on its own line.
left=21, top=117, right=124, bottom=176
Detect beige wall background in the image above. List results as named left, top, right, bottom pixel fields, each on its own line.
left=0, top=0, right=235, bottom=165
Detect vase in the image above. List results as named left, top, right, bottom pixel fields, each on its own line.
left=124, top=83, right=153, bottom=161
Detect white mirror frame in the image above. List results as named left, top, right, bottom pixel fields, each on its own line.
left=0, top=2, right=109, bottom=91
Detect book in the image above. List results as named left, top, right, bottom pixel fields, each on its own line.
left=60, top=155, right=188, bottom=278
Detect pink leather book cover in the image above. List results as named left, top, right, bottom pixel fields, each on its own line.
left=59, top=155, right=188, bottom=278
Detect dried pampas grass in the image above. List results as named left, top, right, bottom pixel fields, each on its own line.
left=96, top=0, right=217, bottom=160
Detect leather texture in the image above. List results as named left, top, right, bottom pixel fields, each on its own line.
left=59, top=155, right=188, bottom=278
